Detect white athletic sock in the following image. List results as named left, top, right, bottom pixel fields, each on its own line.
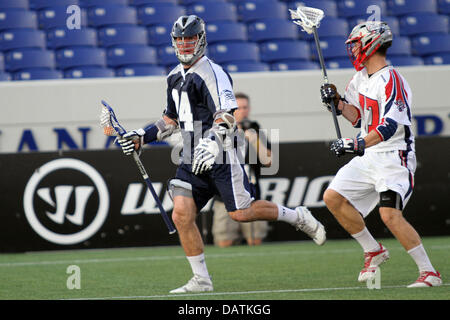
left=407, top=244, right=436, bottom=273
left=276, top=204, right=298, bottom=225
left=186, top=253, right=210, bottom=279
left=351, top=227, right=380, bottom=253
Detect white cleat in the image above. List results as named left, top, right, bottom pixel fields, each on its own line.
left=169, top=274, right=213, bottom=294
left=358, top=243, right=390, bottom=282
left=407, top=271, right=442, bottom=288
left=294, top=206, right=326, bottom=246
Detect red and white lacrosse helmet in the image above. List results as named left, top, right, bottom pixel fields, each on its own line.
left=346, top=21, right=393, bottom=71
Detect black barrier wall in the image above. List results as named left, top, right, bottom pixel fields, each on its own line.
left=0, top=138, right=449, bottom=252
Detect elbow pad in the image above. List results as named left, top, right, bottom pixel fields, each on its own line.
left=376, top=117, right=398, bottom=141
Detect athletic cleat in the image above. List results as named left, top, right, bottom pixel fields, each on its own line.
left=169, top=274, right=213, bottom=293
left=407, top=271, right=442, bottom=288
left=294, top=206, right=326, bottom=245
left=358, top=243, right=390, bottom=282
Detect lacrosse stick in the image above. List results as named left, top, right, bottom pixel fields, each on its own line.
left=100, top=100, right=176, bottom=234
left=290, top=6, right=342, bottom=139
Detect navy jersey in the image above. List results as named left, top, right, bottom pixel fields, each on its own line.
left=164, top=56, right=238, bottom=162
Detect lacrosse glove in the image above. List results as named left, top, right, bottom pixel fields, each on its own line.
left=117, top=129, right=145, bottom=156
left=330, top=137, right=365, bottom=157
left=320, top=84, right=342, bottom=115
left=192, top=138, right=220, bottom=175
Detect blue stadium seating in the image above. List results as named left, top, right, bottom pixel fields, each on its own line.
left=399, top=13, right=448, bottom=36
left=80, top=0, right=128, bottom=8
left=271, top=60, right=319, bottom=71
left=137, top=3, right=185, bottom=26
left=5, top=49, right=55, bottom=72
left=386, top=56, right=424, bottom=66
left=237, top=0, right=287, bottom=23
left=387, top=0, right=437, bottom=16
left=0, top=72, right=10, bottom=81
left=186, top=2, right=237, bottom=23
left=55, top=47, right=106, bottom=69
left=12, top=68, right=63, bottom=80
left=157, top=44, right=178, bottom=66
left=115, top=64, right=166, bottom=77
left=287, top=0, right=338, bottom=17
left=387, top=36, right=411, bottom=56
left=347, top=16, right=400, bottom=35
left=337, top=0, right=387, bottom=18
left=325, top=58, right=353, bottom=69
left=97, top=25, right=148, bottom=47
left=0, top=9, right=37, bottom=31
left=208, top=42, right=259, bottom=64
left=223, top=61, right=270, bottom=73
left=64, top=66, right=115, bottom=78
left=206, top=21, right=247, bottom=44
left=147, top=23, right=172, bottom=45
left=310, top=36, right=347, bottom=60
left=247, top=19, right=297, bottom=42
left=130, top=0, right=178, bottom=6
left=0, top=0, right=29, bottom=10
left=88, top=5, right=137, bottom=28
left=106, top=45, right=157, bottom=67
left=0, top=29, right=46, bottom=51
left=438, top=0, right=450, bottom=14
left=30, top=0, right=81, bottom=11
left=47, top=28, right=97, bottom=49
left=0, top=52, right=3, bottom=70
left=37, top=6, right=88, bottom=30
left=411, top=33, right=450, bottom=56
left=424, top=53, right=450, bottom=65
left=259, top=40, right=310, bottom=62
left=316, top=17, right=349, bottom=39
left=181, top=0, right=226, bottom=5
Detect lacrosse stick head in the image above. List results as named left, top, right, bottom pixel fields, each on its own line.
left=100, top=100, right=127, bottom=137
left=289, top=6, right=324, bottom=34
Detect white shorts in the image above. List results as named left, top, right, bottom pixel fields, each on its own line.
left=327, top=150, right=416, bottom=217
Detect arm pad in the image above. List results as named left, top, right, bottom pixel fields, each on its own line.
left=143, top=117, right=178, bottom=144
left=375, top=117, right=398, bottom=141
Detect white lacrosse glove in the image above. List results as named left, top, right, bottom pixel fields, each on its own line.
left=117, top=128, right=145, bottom=156
left=192, top=138, right=220, bottom=175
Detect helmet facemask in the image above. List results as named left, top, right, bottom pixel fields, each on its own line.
left=171, top=15, right=207, bottom=66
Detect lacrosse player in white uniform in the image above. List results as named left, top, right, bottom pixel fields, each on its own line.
left=320, top=21, right=442, bottom=288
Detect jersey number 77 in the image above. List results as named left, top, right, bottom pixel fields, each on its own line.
left=360, top=93, right=380, bottom=133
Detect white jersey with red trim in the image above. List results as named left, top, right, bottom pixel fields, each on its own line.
left=344, top=65, right=415, bottom=153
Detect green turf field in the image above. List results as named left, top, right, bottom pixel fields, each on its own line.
left=0, top=236, right=448, bottom=300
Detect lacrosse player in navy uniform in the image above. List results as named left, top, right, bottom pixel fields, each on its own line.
left=320, top=21, right=441, bottom=287
left=118, top=15, right=326, bottom=293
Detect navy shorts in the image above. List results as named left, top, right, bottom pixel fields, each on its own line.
left=174, top=155, right=255, bottom=212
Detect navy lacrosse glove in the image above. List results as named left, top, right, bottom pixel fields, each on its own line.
left=320, top=84, right=342, bottom=115
left=330, top=137, right=365, bottom=157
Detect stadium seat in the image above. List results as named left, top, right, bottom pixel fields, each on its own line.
left=437, top=0, right=450, bottom=14
left=247, top=19, right=297, bottom=42
left=30, top=0, right=80, bottom=10
left=236, top=0, right=287, bottom=23
left=399, top=13, right=448, bottom=36
left=137, top=3, right=185, bottom=26
left=4, top=49, right=55, bottom=72
left=423, top=53, right=450, bottom=65
left=79, top=0, right=128, bottom=8
left=315, top=17, right=349, bottom=39
left=0, top=52, right=3, bottom=70
left=129, top=0, right=178, bottom=6
left=12, top=68, right=63, bottom=80
left=180, top=0, right=226, bottom=5
left=347, top=16, right=400, bottom=36
left=47, top=28, right=97, bottom=49
left=64, top=66, right=115, bottom=78
left=37, top=6, right=88, bottom=30
left=55, top=47, right=106, bottom=69
left=0, top=29, right=46, bottom=51
left=337, top=0, right=386, bottom=18
left=271, top=60, right=319, bottom=71
left=106, top=45, right=157, bottom=67
left=157, top=44, right=178, bottom=66
left=310, top=36, right=347, bottom=60
left=325, top=58, right=353, bottom=69
left=386, top=56, right=424, bottom=66
left=147, top=23, right=172, bottom=46
left=115, top=64, right=166, bottom=77
left=186, top=2, right=237, bottom=23
left=0, top=72, right=10, bottom=81
left=386, top=0, right=437, bottom=16
left=411, top=33, right=450, bottom=56
left=206, top=21, right=247, bottom=44
left=223, top=61, right=270, bottom=73
left=387, top=36, right=411, bottom=56
left=287, top=0, right=338, bottom=18
left=0, top=9, right=37, bottom=31
left=208, top=42, right=259, bottom=64
left=87, top=5, right=137, bottom=28
left=0, top=0, right=28, bottom=10
left=259, top=40, right=310, bottom=62
left=97, top=25, right=147, bottom=47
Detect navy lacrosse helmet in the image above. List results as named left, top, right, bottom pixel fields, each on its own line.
left=171, top=15, right=207, bottom=65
